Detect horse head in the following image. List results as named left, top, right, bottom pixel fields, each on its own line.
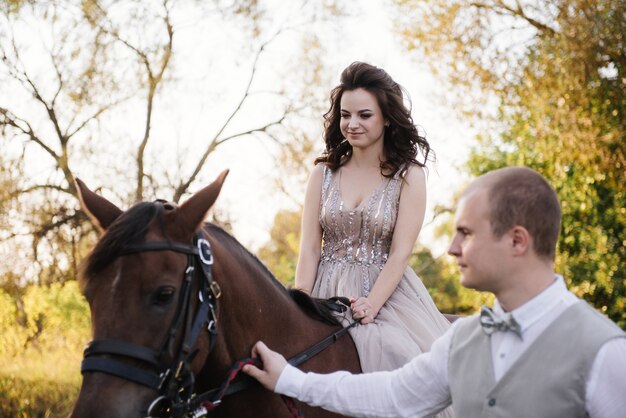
left=71, top=171, right=228, bottom=418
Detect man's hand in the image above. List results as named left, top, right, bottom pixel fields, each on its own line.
left=242, top=341, right=288, bottom=391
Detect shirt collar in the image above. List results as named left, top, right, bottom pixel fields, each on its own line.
left=494, top=275, right=569, bottom=332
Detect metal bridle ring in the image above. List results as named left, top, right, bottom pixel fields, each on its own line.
left=197, top=238, right=213, bottom=265
left=146, top=395, right=172, bottom=418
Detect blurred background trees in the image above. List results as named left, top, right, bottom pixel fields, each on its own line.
left=397, top=0, right=625, bottom=326
left=0, top=0, right=340, bottom=289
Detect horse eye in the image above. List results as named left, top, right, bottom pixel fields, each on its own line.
left=153, top=287, right=176, bottom=306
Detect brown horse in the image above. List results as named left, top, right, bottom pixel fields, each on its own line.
left=71, top=170, right=361, bottom=418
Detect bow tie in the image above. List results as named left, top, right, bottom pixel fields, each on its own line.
left=480, top=306, right=522, bottom=338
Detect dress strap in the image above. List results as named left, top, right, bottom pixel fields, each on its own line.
left=393, top=163, right=409, bottom=180
left=390, top=163, right=409, bottom=206
left=321, top=165, right=333, bottom=202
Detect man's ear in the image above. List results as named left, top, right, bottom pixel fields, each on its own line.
left=510, top=225, right=531, bottom=256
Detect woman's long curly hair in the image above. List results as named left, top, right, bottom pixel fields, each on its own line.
left=315, top=62, right=434, bottom=177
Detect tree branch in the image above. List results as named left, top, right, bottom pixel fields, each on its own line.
left=135, top=0, right=174, bottom=201
left=65, top=95, right=132, bottom=139
left=0, top=107, right=60, bottom=160
left=6, top=183, right=72, bottom=200
left=172, top=113, right=287, bottom=202
left=172, top=30, right=285, bottom=202
left=469, top=1, right=557, bottom=34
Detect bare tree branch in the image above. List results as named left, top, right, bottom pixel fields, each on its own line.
left=88, top=0, right=175, bottom=201
left=1, top=26, right=81, bottom=195
left=65, top=95, right=132, bottom=139
left=215, top=114, right=287, bottom=147
left=9, top=37, right=68, bottom=148
left=469, top=1, right=557, bottom=34
left=6, top=183, right=71, bottom=200
left=171, top=29, right=285, bottom=202
left=172, top=112, right=287, bottom=202
left=0, top=107, right=60, bottom=160
left=48, top=36, right=65, bottom=109
left=135, top=1, right=174, bottom=201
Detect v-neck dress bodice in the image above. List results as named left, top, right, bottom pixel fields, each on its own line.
left=318, top=167, right=399, bottom=296
left=312, top=167, right=453, bottom=398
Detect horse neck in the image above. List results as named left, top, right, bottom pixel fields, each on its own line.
left=209, top=238, right=332, bottom=361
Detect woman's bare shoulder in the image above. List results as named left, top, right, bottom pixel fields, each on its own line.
left=310, top=162, right=326, bottom=181
left=305, top=163, right=328, bottom=190
left=403, top=163, right=426, bottom=186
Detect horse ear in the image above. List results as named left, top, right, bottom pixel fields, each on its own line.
left=75, top=178, right=123, bottom=232
left=175, top=169, right=229, bottom=235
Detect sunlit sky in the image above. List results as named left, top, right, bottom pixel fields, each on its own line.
left=3, top=0, right=476, bottom=265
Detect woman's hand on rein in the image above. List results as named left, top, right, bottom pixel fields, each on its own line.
left=350, top=296, right=378, bottom=324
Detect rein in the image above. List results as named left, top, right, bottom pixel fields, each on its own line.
left=188, top=301, right=358, bottom=414
left=80, top=231, right=357, bottom=418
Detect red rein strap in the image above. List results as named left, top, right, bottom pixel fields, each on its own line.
left=281, top=395, right=305, bottom=418
left=202, top=357, right=304, bottom=418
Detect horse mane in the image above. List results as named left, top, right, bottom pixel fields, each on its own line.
left=288, top=289, right=349, bottom=326
left=81, top=202, right=163, bottom=284
left=204, top=223, right=342, bottom=326
left=203, top=223, right=282, bottom=289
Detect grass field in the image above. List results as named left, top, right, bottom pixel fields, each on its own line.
left=0, top=339, right=82, bottom=417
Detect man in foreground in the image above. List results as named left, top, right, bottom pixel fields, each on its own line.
left=244, top=166, right=626, bottom=417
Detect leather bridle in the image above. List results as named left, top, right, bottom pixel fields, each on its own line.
left=80, top=229, right=358, bottom=418
left=81, top=232, right=220, bottom=418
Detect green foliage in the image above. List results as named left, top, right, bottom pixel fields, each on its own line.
left=0, top=289, right=27, bottom=358
left=411, top=246, right=492, bottom=315
left=257, top=209, right=302, bottom=286
left=398, top=0, right=626, bottom=328
left=467, top=1, right=625, bottom=328
left=1, top=281, right=90, bottom=356
left=25, top=281, right=91, bottom=349
left=0, top=281, right=88, bottom=417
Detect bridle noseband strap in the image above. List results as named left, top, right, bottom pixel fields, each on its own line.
left=84, top=339, right=161, bottom=366
left=81, top=357, right=162, bottom=389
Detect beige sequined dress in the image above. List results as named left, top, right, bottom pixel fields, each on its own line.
left=312, top=166, right=452, bottom=374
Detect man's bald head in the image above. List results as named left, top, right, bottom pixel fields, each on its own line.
left=463, top=167, right=561, bottom=260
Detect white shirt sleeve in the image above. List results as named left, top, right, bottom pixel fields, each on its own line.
left=586, top=336, right=626, bottom=418
left=275, top=325, right=456, bottom=418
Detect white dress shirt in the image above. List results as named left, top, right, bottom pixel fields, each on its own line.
left=275, top=276, right=626, bottom=418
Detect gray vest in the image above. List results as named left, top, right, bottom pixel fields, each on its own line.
left=448, top=301, right=624, bottom=418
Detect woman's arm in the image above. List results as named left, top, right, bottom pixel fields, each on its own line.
left=352, top=165, right=427, bottom=323
left=294, top=164, right=325, bottom=293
